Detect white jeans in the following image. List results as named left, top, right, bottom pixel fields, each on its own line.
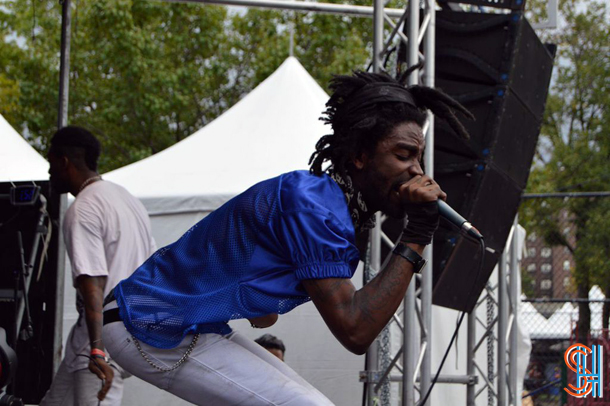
left=102, top=302, right=334, bottom=406
left=39, top=356, right=124, bottom=406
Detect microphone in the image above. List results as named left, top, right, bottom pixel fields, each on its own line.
left=438, top=200, right=483, bottom=240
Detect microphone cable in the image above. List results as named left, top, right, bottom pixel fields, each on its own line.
left=417, top=236, right=486, bottom=406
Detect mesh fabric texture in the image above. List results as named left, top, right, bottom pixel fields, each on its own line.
left=115, top=171, right=360, bottom=349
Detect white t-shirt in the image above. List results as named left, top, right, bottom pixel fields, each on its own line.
left=63, top=180, right=156, bottom=371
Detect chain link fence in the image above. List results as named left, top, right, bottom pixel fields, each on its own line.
left=519, top=194, right=610, bottom=406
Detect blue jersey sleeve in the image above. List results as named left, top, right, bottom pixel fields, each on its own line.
left=277, top=209, right=360, bottom=280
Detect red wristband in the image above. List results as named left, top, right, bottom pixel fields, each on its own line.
left=90, top=348, right=105, bottom=358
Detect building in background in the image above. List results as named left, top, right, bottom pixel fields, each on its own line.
left=522, top=210, right=576, bottom=301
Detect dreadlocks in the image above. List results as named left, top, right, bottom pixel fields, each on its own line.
left=309, top=71, right=473, bottom=178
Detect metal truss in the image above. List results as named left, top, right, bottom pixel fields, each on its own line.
left=467, top=217, right=520, bottom=406
left=362, top=0, right=525, bottom=403
left=363, top=1, right=437, bottom=404
left=364, top=207, right=522, bottom=406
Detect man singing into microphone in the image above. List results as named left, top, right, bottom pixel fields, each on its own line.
left=102, top=70, right=472, bottom=405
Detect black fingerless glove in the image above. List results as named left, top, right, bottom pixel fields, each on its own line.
left=400, top=201, right=440, bottom=246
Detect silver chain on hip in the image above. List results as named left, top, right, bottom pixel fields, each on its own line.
left=131, top=333, right=200, bottom=372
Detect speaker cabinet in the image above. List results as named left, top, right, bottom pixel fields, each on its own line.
left=390, top=10, right=555, bottom=312
left=0, top=181, right=61, bottom=403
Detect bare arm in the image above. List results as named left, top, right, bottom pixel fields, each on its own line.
left=76, top=275, right=113, bottom=400
left=302, top=243, right=422, bottom=355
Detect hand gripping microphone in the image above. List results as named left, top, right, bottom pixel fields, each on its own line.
left=438, top=200, right=483, bottom=240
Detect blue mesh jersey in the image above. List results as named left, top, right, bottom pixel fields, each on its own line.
left=114, top=171, right=360, bottom=349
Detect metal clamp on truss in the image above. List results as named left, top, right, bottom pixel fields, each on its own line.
left=359, top=370, right=382, bottom=384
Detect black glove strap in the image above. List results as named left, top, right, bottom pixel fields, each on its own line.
left=400, top=201, right=440, bottom=246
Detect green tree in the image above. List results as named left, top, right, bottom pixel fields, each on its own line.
left=226, top=2, right=375, bottom=95
left=1, top=0, right=234, bottom=170
left=0, top=0, right=385, bottom=172
left=0, top=4, right=27, bottom=126
left=520, top=0, right=610, bottom=337
left=0, top=73, right=19, bottom=120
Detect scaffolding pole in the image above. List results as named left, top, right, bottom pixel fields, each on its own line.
left=420, top=0, right=435, bottom=402
left=365, top=0, right=436, bottom=404
left=56, top=0, right=71, bottom=376
left=366, top=0, right=437, bottom=403
left=467, top=312, right=476, bottom=406
left=58, top=0, right=71, bottom=129
left=508, top=217, right=520, bottom=406
left=498, top=242, right=508, bottom=406
left=367, top=216, right=382, bottom=405
left=403, top=0, right=420, bottom=404
left=365, top=0, right=385, bottom=403
left=163, top=0, right=405, bottom=18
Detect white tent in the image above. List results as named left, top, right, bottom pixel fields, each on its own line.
left=521, top=300, right=552, bottom=340
left=104, top=56, right=330, bottom=246
left=0, top=114, right=49, bottom=181
left=520, top=285, right=607, bottom=340
left=589, top=285, right=605, bottom=331
left=545, top=302, right=578, bottom=338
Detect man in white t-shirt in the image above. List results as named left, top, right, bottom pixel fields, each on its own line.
left=40, top=126, right=156, bottom=405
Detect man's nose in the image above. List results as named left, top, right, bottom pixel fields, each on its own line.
left=408, top=162, right=424, bottom=177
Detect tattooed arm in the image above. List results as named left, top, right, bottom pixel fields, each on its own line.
left=302, top=170, right=444, bottom=354
left=301, top=242, right=423, bottom=355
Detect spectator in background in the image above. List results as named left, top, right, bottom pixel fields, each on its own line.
left=255, top=334, right=286, bottom=361
left=41, top=126, right=156, bottom=405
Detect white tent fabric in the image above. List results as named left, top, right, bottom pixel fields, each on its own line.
left=0, top=114, right=49, bottom=181
left=589, top=286, right=606, bottom=331
left=105, top=56, right=329, bottom=216
left=545, top=302, right=578, bottom=338
left=520, top=285, right=607, bottom=340
left=104, top=56, right=330, bottom=246
left=521, top=300, right=552, bottom=339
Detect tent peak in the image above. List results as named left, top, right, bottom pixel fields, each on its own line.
left=281, top=55, right=301, bottom=66
left=104, top=54, right=329, bottom=207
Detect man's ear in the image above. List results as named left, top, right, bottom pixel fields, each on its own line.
left=352, top=151, right=369, bottom=170
left=61, top=155, right=70, bottom=169
left=59, top=155, right=76, bottom=175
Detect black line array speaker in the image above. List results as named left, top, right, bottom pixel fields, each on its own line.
left=389, top=10, right=555, bottom=312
